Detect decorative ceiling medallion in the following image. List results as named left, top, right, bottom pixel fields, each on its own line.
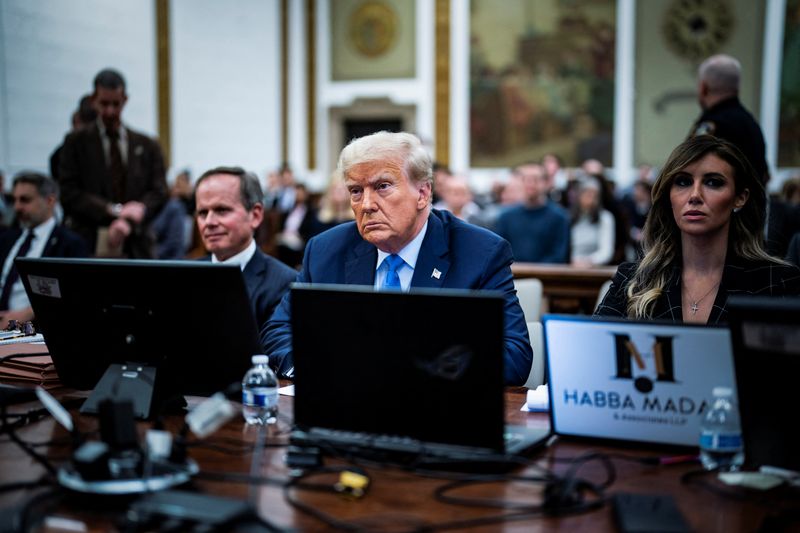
left=662, top=0, right=735, bottom=62
left=349, top=1, right=398, bottom=57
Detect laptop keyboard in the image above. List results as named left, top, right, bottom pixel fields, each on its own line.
left=296, top=427, right=502, bottom=458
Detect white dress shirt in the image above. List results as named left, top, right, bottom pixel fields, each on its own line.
left=211, top=239, right=256, bottom=271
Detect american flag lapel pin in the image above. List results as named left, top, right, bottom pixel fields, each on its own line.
left=431, top=268, right=441, bottom=279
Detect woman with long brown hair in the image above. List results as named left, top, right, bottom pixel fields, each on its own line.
left=596, top=135, right=800, bottom=324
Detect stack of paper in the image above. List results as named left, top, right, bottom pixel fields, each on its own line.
left=0, top=342, right=59, bottom=389
left=0, top=333, right=45, bottom=346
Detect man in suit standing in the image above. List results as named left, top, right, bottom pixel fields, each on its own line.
left=195, top=167, right=297, bottom=328
left=0, top=173, right=88, bottom=328
left=58, top=68, right=168, bottom=257
left=262, top=131, right=533, bottom=385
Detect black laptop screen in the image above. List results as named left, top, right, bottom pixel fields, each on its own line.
left=290, top=285, right=506, bottom=452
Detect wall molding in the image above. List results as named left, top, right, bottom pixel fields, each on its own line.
left=435, top=0, right=450, bottom=166
left=156, top=0, right=171, bottom=166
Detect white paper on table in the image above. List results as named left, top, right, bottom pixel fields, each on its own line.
left=520, top=385, right=549, bottom=412
left=279, top=384, right=295, bottom=396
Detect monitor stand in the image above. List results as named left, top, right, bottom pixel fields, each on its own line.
left=80, top=363, right=160, bottom=419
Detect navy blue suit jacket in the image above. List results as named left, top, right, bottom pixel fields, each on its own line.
left=261, top=209, right=533, bottom=385
left=201, top=248, right=297, bottom=329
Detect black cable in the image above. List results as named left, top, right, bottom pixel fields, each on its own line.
left=283, top=466, right=562, bottom=533
left=0, top=397, right=86, bottom=433
left=429, top=452, right=613, bottom=524
left=283, top=466, right=376, bottom=532
left=0, top=476, right=49, bottom=494
left=0, top=402, right=57, bottom=477
left=282, top=455, right=609, bottom=532
left=0, top=433, right=81, bottom=448
left=433, top=473, right=551, bottom=510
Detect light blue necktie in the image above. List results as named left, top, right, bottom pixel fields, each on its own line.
left=383, top=254, right=404, bottom=291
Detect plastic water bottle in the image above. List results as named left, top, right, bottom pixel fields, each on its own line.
left=241, top=355, right=278, bottom=425
left=699, top=386, right=744, bottom=471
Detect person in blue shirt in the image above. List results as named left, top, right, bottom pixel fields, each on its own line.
left=261, top=131, right=533, bottom=385
left=495, top=162, right=570, bottom=263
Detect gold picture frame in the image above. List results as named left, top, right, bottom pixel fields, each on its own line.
left=331, top=0, right=416, bottom=80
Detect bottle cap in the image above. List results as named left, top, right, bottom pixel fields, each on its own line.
left=252, top=354, right=269, bottom=365
left=712, top=386, right=733, bottom=397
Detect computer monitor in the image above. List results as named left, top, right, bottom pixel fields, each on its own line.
left=727, top=295, right=800, bottom=473
left=16, top=257, right=262, bottom=418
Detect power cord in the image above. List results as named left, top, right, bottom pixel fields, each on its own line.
left=0, top=401, right=57, bottom=477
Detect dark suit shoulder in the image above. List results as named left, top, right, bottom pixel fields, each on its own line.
left=725, top=257, right=800, bottom=296
left=0, top=229, right=22, bottom=260
left=61, top=124, right=98, bottom=150
left=45, top=225, right=90, bottom=258
left=432, top=208, right=508, bottom=249
left=126, top=127, right=161, bottom=149
left=250, top=249, right=297, bottom=282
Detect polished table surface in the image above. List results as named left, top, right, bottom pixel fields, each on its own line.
left=511, top=263, right=617, bottom=314
left=0, top=387, right=796, bottom=532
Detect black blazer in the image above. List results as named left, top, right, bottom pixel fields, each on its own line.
left=595, top=257, right=800, bottom=324
left=0, top=224, right=89, bottom=264
left=201, top=249, right=297, bottom=328
left=241, top=249, right=298, bottom=327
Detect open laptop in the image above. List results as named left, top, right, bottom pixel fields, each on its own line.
left=289, top=284, right=550, bottom=468
left=727, top=296, right=800, bottom=474
left=543, top=315, right=737, bottom=447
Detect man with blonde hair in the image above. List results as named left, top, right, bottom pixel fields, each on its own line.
left=262, top=131, right=532, bottom=385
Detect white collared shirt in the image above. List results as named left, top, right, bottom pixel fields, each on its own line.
left=97, top=119, right=129, bottom=165
left=1, top=217, right=57, bottom=310
left=374, top=221, right=428, bottom=292
left=211, top=239, right=256, bottom=271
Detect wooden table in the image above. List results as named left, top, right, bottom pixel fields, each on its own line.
left=1, top=388, right=792, bottom=532
left=512, top=263, right=617, bottom=314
